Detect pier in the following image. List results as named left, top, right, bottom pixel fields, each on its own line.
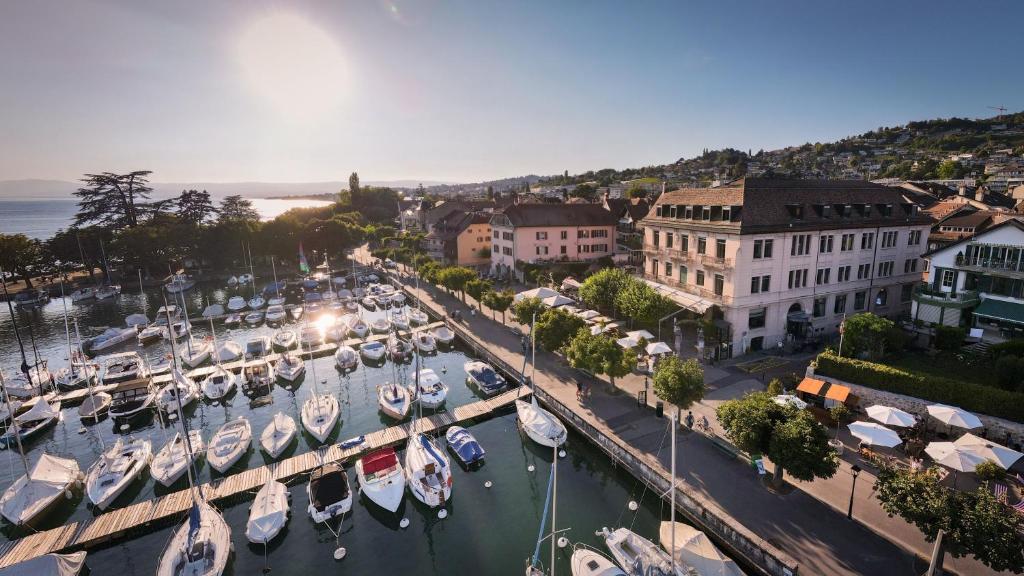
left=0, top=386, right=523, bottom=568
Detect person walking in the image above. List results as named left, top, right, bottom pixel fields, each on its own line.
left=685, top=411, right=694, bottom=429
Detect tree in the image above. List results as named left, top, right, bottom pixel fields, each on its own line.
left=937, top=160, right=965, bottom=180
left=875, top=466, right=1024, bottom=573
left=839, top=313, right=903, bottom=359
left=74, top=170, right=154, bottom=229
left=716, top=392, right=838, bottom=485
left=626, top=183, right=649, bottom=199
left=578, top=268, right=633, bottom=313
left=562, top=329, right=633, bottom=388
left=465, top=278, right=492, bottom=310
left=534, top=308, right=587, bottom=352
left=570, top=183, right=598, bottom=200
left=0, top=234, right=44, bottom=289
left=45, top=226, right=113, bottom=282
left=436, top=267, right=476, bottom=302
left=511, top=296, right=545, bottom=326
left=652, top=356, right=705, bottom=421
left=176, top=189, right=218, bottom=225
left=349, top=172, right=360, bottom=195
left=615, top=280, right=675, bottom=325
left=218, top=195, right=260, bottom=224
left=484, top=290, right=514, bottom=324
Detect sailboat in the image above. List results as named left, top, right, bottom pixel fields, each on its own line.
left=355, top=447, right=405, bottom=513
left=180, top=337, right=213, bottom=368
left=152, top=428, right=206, bottom=487
left=267, top=258, right=286, bottom=307
left=246, top=479, right=290, bottom=545
left=0, top=396, right=62, bottom=449
left=260, top=412, right=297, bottom=459
left=300, top=329, right=339, bottom=444
left=376, top=382, right=411, bottom=420
left=403, top=351, right=453, bottom=508
left=334, top=345, right=359, bottom=371
left=73, top=320, right=111, bottom=422
left=207, top=417, right=252, bottom=473
left=155, top=367, right=200, bottom=414
left=201, top=336, right=237, bottom=401
left=54, top=282, right=99, bottom=391
left=85, top=436, right=153, bottom=509
left=246, top=243, right=265, bottom=309
left=408, top=308, right=429, bottom=326
left=570, top=547, right=626, bottom=576
left=517, top=315, right=567, bottom=448
left=525, top=443, right=561, bottom=576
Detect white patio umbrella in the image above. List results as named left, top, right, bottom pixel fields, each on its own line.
left=645, top=341, right=673, bottom=356
left=925, top=442, right=988, bottom=473
left=626, top=329, right=655, bottom=341
left=577, top=310, right=601, bottom=321
left=865, top=405, right=917, bottom=428
left=773, top=394, right=807, bottom=410
left=926, top=404, right=982, bottom=430
left=954, top=433, right=1024, bottom=470
left=541, top=294, right=574, bottom=308
left=848, top=422, right=903, bottom=448
left=616, top=335, right=641, bottom=349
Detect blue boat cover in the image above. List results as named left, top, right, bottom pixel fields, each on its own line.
left=419, top=434, right=447, bottom=469
left=470, top=365, right=505, bottom=392
left=340, top=435, right=365, bottom=449
left=447, top=428, right=485, bottom=464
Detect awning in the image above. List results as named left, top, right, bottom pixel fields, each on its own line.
left=641, top=278, right=714, bottom=314
left=796, top=377, right=826, bottom=396
left=824, top=383, right=852, bottom=403
left=973, top=298, right=1024, bottom=325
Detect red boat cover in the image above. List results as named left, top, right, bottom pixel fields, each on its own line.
left=362, top=447, right=397, bottom=475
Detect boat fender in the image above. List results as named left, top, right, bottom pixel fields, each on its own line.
left=484, top=480, right=493, bottom=488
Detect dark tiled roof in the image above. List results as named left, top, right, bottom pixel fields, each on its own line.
left=924, top=218, right=1024, bottom=257
left=938, top=211, right=996, bottom=229
left=430, top=210, right=491, bottom=241
left=497, top=203, right=618, bottom=228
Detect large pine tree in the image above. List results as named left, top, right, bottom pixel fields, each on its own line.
left=74, top=170, right=154, bottom=229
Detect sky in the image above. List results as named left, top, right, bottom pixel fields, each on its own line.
left=1, top=0, right=1022, bottom=184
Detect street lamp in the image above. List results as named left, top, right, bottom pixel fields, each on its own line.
left=847, top=464, right=862, bottom=520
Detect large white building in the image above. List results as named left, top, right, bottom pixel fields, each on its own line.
left=641, top=178, right=932, bottom=357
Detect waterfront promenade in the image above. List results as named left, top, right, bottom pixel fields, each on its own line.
left=366, top=253, right=1003, bottom=576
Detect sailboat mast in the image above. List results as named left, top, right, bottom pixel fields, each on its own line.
left=74, top=231, right=91, bottom=285
left=271, top=257, right=279, bottom=297
left=99, top=237, right=110, bottom=284
left=670, top=411, right=677, bottom=573
left=0, top=370, right=30, bottom=476
left=247, top=242, right=256, bottom=299
left=162, top=294, right=200, bottom=502
left=59, top=277, right=75, bottom=377
left=208, top=298, right=219, bottom=366
left=551, top=443, right=557, bottom=576
left=74, top=320, right=101, bottom=426
left=0, top=267, right=31, bottom=379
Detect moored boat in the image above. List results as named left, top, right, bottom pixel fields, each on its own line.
left=334, top=345, right=359, bottom=371
left=156, top=499, right=231, bottom=576
left=517, top=398, right=568, bottom=448
left=151, top=430, right=205, bottom=487
left=413, top=368, right=449, bottom=409
left=408, top=308, right=429, bottom=326
left=260, top=412, right=296, bottom=459
left=464, top=360, right=507, bottom=396
left=276, top=353, right=305, bottom=383
left=85, top=437, right=152, bottom=509
left=403, top=432, right=452, bottom=508
left=377, top=383, right=411, bottom=420
left=207, top=417, right=251, bottom=473
left=201, top=365, right=236, bottom=401
left=99, top=351, right=149, bottom=384
left=272, top=329, right=296, bottom=350
left=0, top=454, right=82, bottom=526
left=246, top=479, right=289, bottom=544
left=355, top=447, right=405, bottom=513
left=241, top=359, right=275, bottom=398
left=301, top=393, right=339, bottom=444
left=0, top=397, right=61, bottom=449
left=360, top=341, right=387, bottom=363
left=446, top=426, right=485, bottom=466
left=307, top=461, right=352, bottom=523
left=108, top=378, right=155, bottom=420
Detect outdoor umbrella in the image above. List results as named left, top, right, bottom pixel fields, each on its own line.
left=866, top=405, right=917, bottom=428
left=540, top=294, right=574, bottom=308
left=848, top=422, right=903, bottom=448
left=773, top=395, right=807, bottom=410
left=926, top=405, right=982, bottom=430
left=954, top=433, right=1024, bottom=469
left=577, top=310, right=601, bottom=321
left=925, top=442, right=988, bottom=473
left=627, top=329, right=655, bottom=341
left=616, top=335, right=641, bottom=349
left=645, top=341, right=673, bottom=356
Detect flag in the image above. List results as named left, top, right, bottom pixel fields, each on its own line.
left=298, top=242, right=310, bottom=274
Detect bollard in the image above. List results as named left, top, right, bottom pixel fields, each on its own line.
left=655, top=401, right=664, bottom=418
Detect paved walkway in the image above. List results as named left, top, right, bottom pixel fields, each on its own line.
left=357, top=250, right=1001, bottom=576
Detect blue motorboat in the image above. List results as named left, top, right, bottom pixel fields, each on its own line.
left=463, top=361, right=507, bottom=396
left=446, top=426, right=485, bottom=466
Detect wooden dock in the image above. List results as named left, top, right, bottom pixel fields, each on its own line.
left=0, top=386, right=523, bottom=569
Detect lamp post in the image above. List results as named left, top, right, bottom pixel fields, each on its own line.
left=847, top=464, right=862, bottom=520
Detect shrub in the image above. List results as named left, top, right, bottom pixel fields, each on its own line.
left=934, top=325, right=966, bottom=351
left=767, top=378, right=784, bottom=396
left=839, top=313, right=903, bottom=359
left=975, top=460, right=1006, bottom=482
left=994, top=355, right=1022, bottom=391
left=814, top=350, right=1024, bottom=423
left=988, top=339, right=1024, bottom=360
left=829, top=404, right=851, bottom=424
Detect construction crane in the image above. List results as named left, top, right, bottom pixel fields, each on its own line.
left=988, top=105, right=1008, bottom=118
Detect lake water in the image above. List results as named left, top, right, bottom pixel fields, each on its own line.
left=0, top=198, right=334, bottom=240
left=0, top=283, right=673, bottom=575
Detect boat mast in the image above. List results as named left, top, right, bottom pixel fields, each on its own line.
left=670, top=411, right=677, bottom=574
left=551, top=442, right=557, bottom=576
left=162, top=293, right=201, bottom=504
left=74, top=230, right=93, bottom=286
left=529, top=448, right=555, bottom=574
left=177, top=290, right=194, bottom=357
left=59, top=277, right=76, bottom=377
left=99, top=237, right=110, bottom=285
left=207, top=298, right=220, bottom=367
left=0, top=370, right=30, bottom=477
left=247, top=242, right=257, bottom=300
left=0, top=267, right=31, bottom=381
left=271, top=257, right=279, bottom=298
left=74, top=320, right=101, bottom=426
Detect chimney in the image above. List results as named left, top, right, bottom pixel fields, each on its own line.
left=975, top=187, right=985, bottom=202
left=958, top=184, right=967, bottom=197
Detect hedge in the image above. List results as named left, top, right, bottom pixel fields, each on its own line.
left=815, top=350, right=1024, bottom=423
left=987, top=339, right=1024, bottom=360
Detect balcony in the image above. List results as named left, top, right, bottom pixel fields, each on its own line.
left=696, top=253, right=733, bottom=269
left=956, top=255, right=1024, bottom=277
left=912, top=285, right=980, bottom=308
left=646, top=274, right=733, bottom=305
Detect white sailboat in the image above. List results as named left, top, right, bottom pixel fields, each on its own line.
left=0, top=453, right=82, bottom=527
left=432, top=324, right=456, bottom=346
left=73, top=321, right=111, bottom=422
left=376, top=382, right=411, bottom=420
left=260, top=412, right=297, bottom=459
left=413, top=331, right=437, bottom=354
left=155, top=369, right=200, bottom=414
left=152, top=429, right=206, bottom=487
left=246, top=479, right=290, bottom=544
left=300, top=332, right=339, bottom=444
left=403, top=351, right=452, bottom=508
left=207, top=417, right=252, bottom=473
left=215, top=340, right=244, bottom=363
left=391, top=311, right=410, bottom=331
left=276, top=352, right=305, bottom=382
left=413, top=368, right=448, bottom=409
left=201, top=363, right=236, bottom=402
left=272, top=329, right=297, bottom=351
left=360, top=341, right=386, bottom=362
left=0, top=396, right=62, bottom=449
left=517, top=314, right=567, bottom=447
left=180, top=338, right=214, bottom=368
left=355, top=447, right=405, bottom=513
left=85, top=437, right=153, bottom=509
left=408, top=308, right=428, bottom=326
left=571, top=547, right=627, bottom=576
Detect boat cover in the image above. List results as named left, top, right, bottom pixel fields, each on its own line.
left=124, top=314, right=149, bottom=327
left=517, top=399, right=563, bottom=440
left=0, top=552, right=87, bottom=576
left=468, top=363, right=504, bottom=391
left=447, top=427, right=485, bottom=464
left=339, top=435, right=365, bottom=449
left=1, top=454, right=79, bottom=523
left=15, top=398, right=58, bottom=424
left=247, top=481, right=288, bottom=541
left=361, top=448, right=397, bottom=475
left=419, top=434, right=447, bottom=469
left=659, top=522, right=745, bottom=576
left=309, top=464, right=350, bottom=511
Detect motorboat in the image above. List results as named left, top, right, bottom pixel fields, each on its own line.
left=125, top=313, right=151, bottom=329
left=227, top=296, right=247, bottom=312
left=377, top=383, right=411, bottom=420
left=155, top=370, right=200, bottom=414
left=659, top=521, right=745, bottom=576
left=78, top=391, right=111, bottom=421
left=207, top=417, right=251, bottom=473
left=149, top=355, right=172, bottom=377
left=465, top=361, right=507, bottom=396
left=571, top=547, right=627, bottom=576
left=0, top=454, right=82, bottom=526
left=202, top=303, right=225, bottom=319
left=246, top=479, right=290, bottom=545
left=238, top=273, right=254, bottom=285
left=85, top=437, right=152, bottom=509
left=289, top=305, right=304, bottom=320
left=137, top=324, right=166, bottom=345
left=517, top=398, right=568, bottom=447
left=276, top=353, right=305, bottom=383
left=370, top=317, right=391, bottom=334
left=244, top=310, right=264, bottom=325
left=201, top=365, right=237, bottom=401
left=413, top=331, right=437, bottom=354
left=180, top=338, right=214, bottom=368
left=99, top=352, right=149, bottom=384
left=408, top=309, right=429, bottom=325
left=164, top=273, right=196, bottom=294
left=299, top=326, right=323, bottom=348
left=390, top=292, right=407, bottom=306
left=267, top=295, right=286, bottom=307
left=386, top=335, right=413, bottom=362
left=301, top=393, right=339, bottom=444
left=355, top=447, right=405, bottom=513
left=241, top=360, right=275, bottom=398
left=391, top=312, right=410, bottom=331
left=227, top=276, right=239, bottom=287
left=108, top=378, right=155, bottom=420
left=70, top=286, right=97, bottom=302
left=224, top=313, right=242, bottom=327
left=446, top=426, right=485, bottom=466
left=347, top=317, right=370, bottom=339
left=260, top=412, right=296, bottom=459
left=306, top=461, right=352, bottom=523
left=248, top=296, right=266, bottom=310
left=151, top=430, right=205, bottom=487
left=404, top=432, right=452, bottom=508
left=413, top=368, right=449, bottom=409
left=360, top=296, right=376, bottom=310
left=54, top=359, right=99, bottom=391
left=0, top=397, right=61, bottom=449
left=13, top=289, right=49, bottom=308
left=360, top=341, right=387, bottom=363
left=168, top=320, right=191, bottom=340
left=156, top=500, right=231, bottom=576
left=244, top=336, right=272, bottom=359
left=87, top=326, right=137, bottom=353
left=334, top=346, right=359, bottom=372
left=265, top=304, right=287, bottom=323
left=153, top=305, right=179, bottom=324
left=600, top=527, right=681, bottom=576
left=272, top=329, right=297, bottom=350
left=95, top=284, right=121, bottom=300
left=216, top=340, right=244, bottom=363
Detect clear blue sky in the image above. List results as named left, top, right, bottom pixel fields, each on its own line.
left=1, top=0, right=1020, bottom=184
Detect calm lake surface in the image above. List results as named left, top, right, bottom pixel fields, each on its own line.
left=0, top=282, right=673, bottom=575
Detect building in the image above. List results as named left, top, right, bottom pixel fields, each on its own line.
left=602, top=193, right=652, bottom=266
left=423, top=211, right=492, bottom=268
left=913, top=218, right=1024, bottom=340
left=420, top=199, right=505, bottom=233
left=640, top=178, right=932, bottom=356
left=489, top=203, right=618, bottom=280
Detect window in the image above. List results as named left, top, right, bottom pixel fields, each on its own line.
left=791, top=234, right=812, bottom=256
left=493, top=244, right=498, bottom=253
left=535, top=246, right=548, bottom=255
left=679, top=266, right=687, bottom=284
left=536, top=231, right=548, bottom=240
left=560, top=231, right=568, bottom=240
left=787, top=268, right=809, bottom=289
left=877, top=261, right=894, bottom=278
left=834, top=294, right=847, bottom=314
left=502, top=232, right=513, bottom=241
left=942, top=270, right=955, bottom=288
left=697, top=237, right=707, bottom=254
left=715, top=239, right=726, bottom=258
left=696, top=270, right=705, bottom=286
left=560, top=246, right=566, bottom=255
left=819, top=235, right=834, bottom=253
left=903, top=258, right=918, bottom=274
left=493, top=230, right=499, bottom=239
left=861, top=232, right=874, bottom=250
left=666, top=233, right=673, bottom=249
left=714, top=274, right=724, bottom=296
left=857, top=263, right=872, bottom=280
left=702, top=207, right=711, bottom=220
left=748, top=308, right=766, bottom=329
left=854, top=290, right=866, bottom=311
left=680, top=235, right=689, bottom=253
left=876, top=288, right=888, bottom=307
left=652, top=259, right=659, bottom=275
left=908, top=230, right=922, bottom=246
left=816, top=268, right=831, bottom=285
left=502, top=247, right=512, bottom=256
left=813, top=297, right=827, bottom=318
left=901, top=284, right=913, bottom=303
left=652, top=230, right=659, bottom=247
left=665, top=262, right=672, bottom=277
left=750, top=275, right=770, bottom=294
left=753, top=239, right=774, bottom=259
left=881, top=231, right=898, bottom=248
left=591, top=229, right=608, bottom=238
left=840, top=234, right=855, bottom=251
left=837, top=265, right=851, bottom=282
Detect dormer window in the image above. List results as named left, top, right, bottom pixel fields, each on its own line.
left=862, top=204, right=872, bottom=217
left=786, top=204, right=804, bottom=219
left=684, top=206, right=693, bottom=219
left=721, top=206, right=731, bottom=221
left=669, top=206, right=677, bottom=218
left=821, top=205, right=831, bottom=218
left=844, top=204, right=853, bottom=216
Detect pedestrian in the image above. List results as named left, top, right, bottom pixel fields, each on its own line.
left=700, top=415, right=709, bottom=432
left=685, top=411, right=694, bottom=429
left=576, top=381, right=583, bottom=401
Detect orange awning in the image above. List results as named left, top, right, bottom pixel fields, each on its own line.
left=796, top=377, right=826, bottom=396
left=824, top=383, right=851, bottom=403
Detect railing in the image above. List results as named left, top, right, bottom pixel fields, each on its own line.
left=957, top=257, right=1024, bottom=274
left=912, top=286, right=979, bottom=306
left=697, top=253, right=734, bottom=268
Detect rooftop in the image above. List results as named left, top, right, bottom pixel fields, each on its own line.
left=494, top=203, right=619, bottom=228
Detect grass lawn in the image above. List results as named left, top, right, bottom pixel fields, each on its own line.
left=884, top=350, right=994, bottom=387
